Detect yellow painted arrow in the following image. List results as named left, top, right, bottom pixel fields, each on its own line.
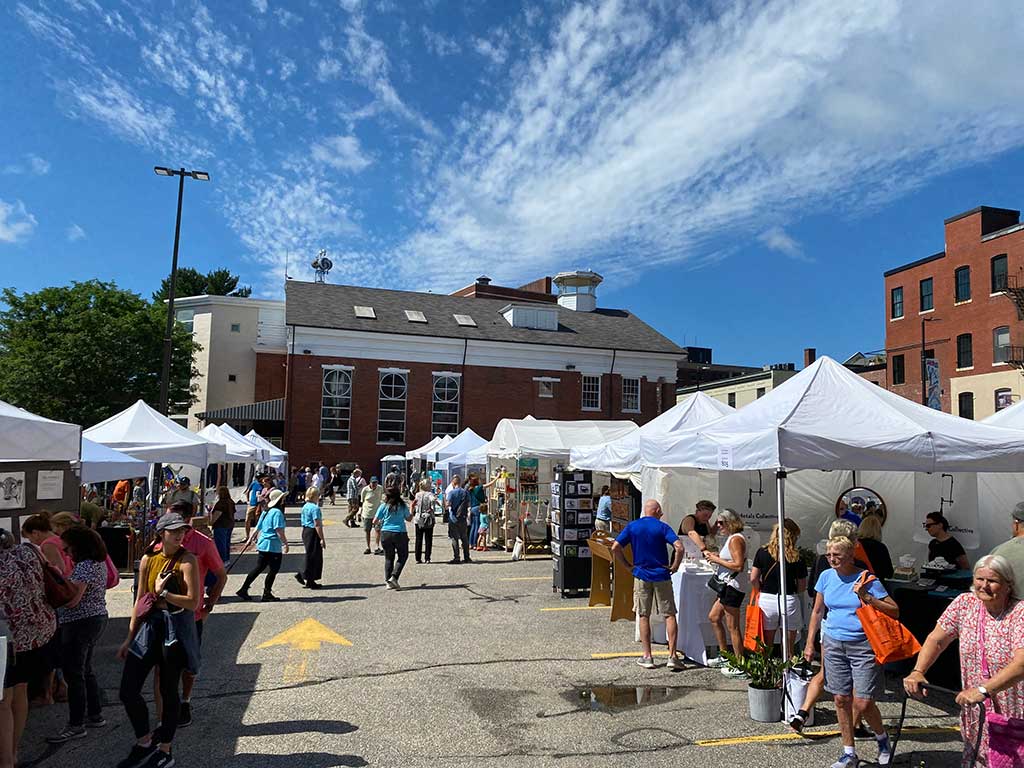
left=258, top=619, right=352, bottom=682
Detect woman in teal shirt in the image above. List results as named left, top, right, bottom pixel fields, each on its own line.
left=237, top=489, right=290, bottom=602
left=374, top=485, right=413, bottom=590
left=295, top=488, right=326, bottom=590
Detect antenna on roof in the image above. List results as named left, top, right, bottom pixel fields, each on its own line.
left=311, top=249, right=333, bottom=283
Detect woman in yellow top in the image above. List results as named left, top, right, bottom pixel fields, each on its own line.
left=115, top=512, right=201, bottom=768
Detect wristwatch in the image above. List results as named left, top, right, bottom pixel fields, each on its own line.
left=159, top=589, right=169, bottom=598
left=978, top=685, right=991, bottom=699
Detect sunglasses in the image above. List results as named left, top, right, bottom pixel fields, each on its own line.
left=922, top=521, right=939, bottom=528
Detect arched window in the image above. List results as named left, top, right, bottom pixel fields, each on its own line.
left=958, top=391, right=975, bottom=420
left=377, top=371, right=408, bottom=444
left=431, top=375, right=460, bottom=437
left=321, top=368, right=352, bottom=442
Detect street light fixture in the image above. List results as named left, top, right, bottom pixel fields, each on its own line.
left=153, top=166, right=210, bottom=416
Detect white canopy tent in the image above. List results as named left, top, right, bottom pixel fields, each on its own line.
left=570, top=392, right=733, bottom=477
left=488, top=419, right=639, bottom=459
left=405, top=435, right=447, bottom=461
left=436, top=443, right=488, bottom=472
left=430, top=428, right=487, bottom=463
left=244, top=430, right=288, bottom=468
left=0, top=400, right=80, bottom=462
left=650, top=355, right=1024, bottom=657
left=197, top=424, right=258, bottom=462
left=984, top=399, right=1024, bottom=428
left=217, top=423, right=271, bottom=462
left=80, top=438, right=150, bottom=485
left=84, top=400, right=227, bottom=467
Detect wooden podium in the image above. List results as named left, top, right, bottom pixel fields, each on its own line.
left=587, top=531, right=635, bottom=622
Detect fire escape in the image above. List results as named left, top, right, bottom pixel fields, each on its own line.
left=998, top=272, right=1024, bottom=368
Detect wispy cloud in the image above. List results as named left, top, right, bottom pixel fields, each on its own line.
left=311, top=135, right=373, bottom=173
left=3, top=154, right=51, bottom=176
left=472, top=32, right=510, bottom=66
left=278, top=57, right=297, bottom=81
left=423, top=28, right=460, bottom=57
left=0, top=200, right=38, bottom=244
left=15, top=3, right=92, bottom=64
left=251, top=0, right=268, bottom=13
left=316, top=57, right=342, bottom=81
left=758, top=226, right=810, bottom=262
left=66, top=223, right=87, bottom=242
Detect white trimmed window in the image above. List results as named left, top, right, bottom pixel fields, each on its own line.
left=377, top=371, right=408, bottom=444
left=321, top=368, right=352, bottom=443
left=582, top=374, right=601, bottom=411
left=431, top=374, right=460, bottom=437
left=622, top=377, right=640, bottom=413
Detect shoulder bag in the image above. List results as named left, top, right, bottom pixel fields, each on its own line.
left=30, top=545, right=77, bottom=609
left=979, top=601, right=1024, bottom=768
left=743, top=560, right=776, bottom=652
left=853, top=571, right=921, bottom=664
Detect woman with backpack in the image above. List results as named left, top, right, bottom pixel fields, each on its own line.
left=412, top=479, right=437, bottom=564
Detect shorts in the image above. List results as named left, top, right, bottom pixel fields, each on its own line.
left=633, top=578, right=676, bottom=618
left=245, top=506, right=258, bottom=527
left=757, top=592, right=800, bottom=631
left=9, top=643, right=52, bottom=687
left=822, top=634, right=881, bottom=699
left=718, top=584, right=745, bottom=609
left=594, top=519, right=611, bottom=532
left=362, top=515, right=375, bottom=531
left=3, top=640, right=13, bottom=689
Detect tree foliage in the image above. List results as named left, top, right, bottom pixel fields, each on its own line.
left=153, top=267, right=251, bottom=301
left=0, top=280, right=198, bottom=427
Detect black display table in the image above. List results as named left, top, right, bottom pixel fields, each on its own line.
left=98, top=526, right=131, bottom=572
left=889, top=583, right=962, bottom=690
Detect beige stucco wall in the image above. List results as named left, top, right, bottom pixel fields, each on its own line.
left=678, top=370, right=798, bottom=408
left=949, top=367, right=1024, bottom=421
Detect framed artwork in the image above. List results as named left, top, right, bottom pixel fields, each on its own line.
left=564, top=527, right=578, bottom=541
left=578, top=483, right=592, bottom=496
left=577, top=512, right=592, bottom=525
left=0, top=472, right=25, bottom=510
left=564, top=498, right=580, bottom=510
left=564, top=545, right=578, bottom=558
left=565, top=482, right=576, bottom=495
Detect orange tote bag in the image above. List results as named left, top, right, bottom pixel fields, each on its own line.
left=853, top=572, right=921, bottom=664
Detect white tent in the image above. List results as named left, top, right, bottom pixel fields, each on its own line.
left=488, top=418, right=639, bottom=459
left=80, top=438, right=150, bottom=485
left=653, top=355, right=1024, bottom=656
left=984, top=399, right=1024, bottom=428
left=244, top=430, right=288, bottom=468
left=216, top=423, right=271, bottom=462
left=84, top=400, right=227, bottom=466
left=570, top=392, right=733, bottom=475
left=436, top=443, right=488, bottom=472
left=430, top=428, right=487, bottom=463
left=0, top=400, right=80, bottom=462
left=406, top=435, right=453, bottom=461
left=197, top=424, right=261, bottom=462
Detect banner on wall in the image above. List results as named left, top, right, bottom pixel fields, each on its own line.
left=925, top=359, right=942, bottom=410
left=913, top=472, right=979, bottom=550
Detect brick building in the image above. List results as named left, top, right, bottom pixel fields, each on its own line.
left=274, top=271, right=683, bottom=470
left=884, top=205, right=1024, bottom=419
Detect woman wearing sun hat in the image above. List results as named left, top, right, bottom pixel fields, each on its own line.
left=236, top=488, right=290, bottom=602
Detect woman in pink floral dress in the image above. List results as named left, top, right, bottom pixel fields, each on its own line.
left=905, top=554, right=1024, bottom=767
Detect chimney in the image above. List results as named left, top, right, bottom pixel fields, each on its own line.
left=804, top=348, right=816, bottom=367
left=476, top=275, right=491, bottom=286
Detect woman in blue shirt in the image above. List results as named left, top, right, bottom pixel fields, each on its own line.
left=595, top=486, right=613, bottom=532
left=237, top=489, right=290, bottom=602
left=295, top=488, right=326, bottom=590
left=804, top=535, right=900, bottom=768
left=374, top=484, right=413, bottom=590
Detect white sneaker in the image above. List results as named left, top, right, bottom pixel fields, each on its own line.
left=830, top=752, right=859, bottom=768
left=706, top=655, right=728, bottom=668
left=721, top=663, right=747, bottom=678
left=666, top=655, right=685, bottom=671
left=636, top=656, right=656, bottom=669
left=385, top=579, right=396, bottom=590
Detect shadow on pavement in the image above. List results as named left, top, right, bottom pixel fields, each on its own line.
left=241, top=719, right=358, bottom=737
left=228, top=752, right=368, bottom=767
left=285, top=595, right=369, bottom=604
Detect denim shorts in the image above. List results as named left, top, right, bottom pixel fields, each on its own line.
left=822, top=634, right=881, bottom=699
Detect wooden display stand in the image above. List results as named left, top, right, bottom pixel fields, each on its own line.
left=588, top=531, right=634, bottom=622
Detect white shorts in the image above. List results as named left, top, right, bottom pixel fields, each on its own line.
left=757, top=592, right=800, bottom=631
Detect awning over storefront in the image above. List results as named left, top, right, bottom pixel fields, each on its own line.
left=196, top=398, right=284, bottom=422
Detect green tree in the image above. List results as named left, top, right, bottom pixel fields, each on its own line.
left=0, top=280, right=199, bottom=427
left=153, top=267, right=251, bottom=300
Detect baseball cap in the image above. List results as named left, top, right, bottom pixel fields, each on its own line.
left=851, top=496, right=865, bottom=505
left=156, top=512, right=190, bottom=532
left=370, top=476, right=379, bottom=483
left=178, top=476, right=191, bottom=486
left=1013, top=501, right=1024, bottom=522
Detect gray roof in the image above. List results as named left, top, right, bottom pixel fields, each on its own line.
left=285, top=281, right=684, bottom=355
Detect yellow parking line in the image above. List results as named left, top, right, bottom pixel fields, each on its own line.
left=540, top=605, right=609, bottom=612
left=695, top=726, right=959, bottom=747
left=499, top=576, right=550, bottom=581
left=591, top=650, right=671, bottom=659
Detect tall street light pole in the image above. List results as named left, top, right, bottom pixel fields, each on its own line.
left=154, top=166, right=209, bottom=416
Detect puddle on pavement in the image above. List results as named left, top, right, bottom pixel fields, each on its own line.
left=569, top=685, right=686, bottom=712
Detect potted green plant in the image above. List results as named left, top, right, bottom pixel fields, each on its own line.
left=722, top=640, right=794, bottom=723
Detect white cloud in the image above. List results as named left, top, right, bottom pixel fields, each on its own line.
left=251, top=0, right=268, bottom=12
left=472, top=34, right=509, bottom=66
left=3, top=154, right=50, bottom=175
left=0, top=200, right=38, bottom=244
left=279, top=57, right=297, bottom=80
left=395, top=0, right=1024, bottom=286
left=66, top=223, right=87, bottom=242
left=274, top=7, right=301, bottom=27
left=15, top=3, right=91, bottom=64
left=311, top=135, right=373, bottom=172
left=423, top=28, right=460, bottom=57
left=317, top=57, right=342, bottom=81
left=758, top=226, right=809, bottom=262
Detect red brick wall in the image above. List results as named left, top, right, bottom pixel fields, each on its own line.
left=283, top=354, right=673, bottom=469
left=857, top=368, right=887, bottom=388
left=255, top=353, right=287, bottom=401
left=884, top=209, right=1023, bottom=412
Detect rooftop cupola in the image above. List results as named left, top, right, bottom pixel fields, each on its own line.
left=552, top=270, right=603, bottom=312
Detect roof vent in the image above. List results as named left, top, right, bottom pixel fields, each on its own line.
left=453, top=314, right=477, bottom=327
left=476, top=275, right=491, bottom=285
left=404, top=310, right=427, bottom=323
left=552, top=270, right=603, bottom=312
left=354, top=305, right=376, bottom=319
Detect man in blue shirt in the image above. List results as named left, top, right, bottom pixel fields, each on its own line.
left=595, top=485, right=613, bottom=532
left=446, top=475, right=472, bottom=564
left=612, top=499, right=685, bottom=670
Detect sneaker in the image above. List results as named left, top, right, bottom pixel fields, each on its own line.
left=294, top=573, right=306, bottom=586
left=261, top=593, right=281, bottom=602
left=706, top=655, right=728, bottom=668
left=390, top=579, right=401, bottom=591
left=178, top=701, right=192, bottom=728
left=363, top=548, right=371, bottom=555
left=829, top=753, right=859, bottom=768
left=235, top=588, right=251, bottom=602
left=876, top=735, right=892, bottom=766
left=116, top=743, right=158, bottom=768
left=666, top=655, right=685, bottom=671
left=307, top=581, right=321, bottom=590
left=636, top=656, right=656, bottom=669
left=85, top=715, right=107, bottom=728
left=46, top=725, right=87, bottom=743
left=788, top=709, right=808, bottom=734
left=374, top=548, right=384, bottom=555
left=464, top=558, right=473, bottom=564
left=447, top=559, right=462, bottom=564
left=385, top=580, right=396, bottom=590
left=721, top=663, right=747, bottom=678
left=142, top=750, right=176, bottom=768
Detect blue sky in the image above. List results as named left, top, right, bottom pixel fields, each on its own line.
left=3, top=0, right=1024, bottom=367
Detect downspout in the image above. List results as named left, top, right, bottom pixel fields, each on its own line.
left=283, top=324, right=296, bottom=453
left=459, top=338, right=469, bottom=432
left=608, top=348, right=617, bottom=419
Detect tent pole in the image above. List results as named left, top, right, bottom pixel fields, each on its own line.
left=776, top=469, right=790, bottom=660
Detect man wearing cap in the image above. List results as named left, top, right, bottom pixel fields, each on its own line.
left=344, top=468, right=363, bottom=527
left=154, top=502, right=227, bottom=728
left=989, top=502, right=1024, bottom=598
left=841, top=496, right=865, bottom=526
left=361, top=476, right=383, bottom=555
left=162, top=477, right=201, bottom=515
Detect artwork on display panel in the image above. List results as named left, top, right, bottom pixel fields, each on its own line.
left=0, top=472, right=25, bottom=510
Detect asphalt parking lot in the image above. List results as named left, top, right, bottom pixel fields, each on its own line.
left=20, top=508, right=966, bottom=768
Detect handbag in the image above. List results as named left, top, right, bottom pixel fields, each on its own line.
left=706, top=572, right=728, bottom=595
left=853, top=572, right=921, bottom=664
left=743, top=562, right=776, bottom=652
left=31, top=546, right=77, bottom=609
left=104, top=554, right=121, bottom=590
left=979, top=602, right=1024, bottom=768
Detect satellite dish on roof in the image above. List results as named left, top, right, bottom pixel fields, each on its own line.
left=311, top=249, right=332, bottom=283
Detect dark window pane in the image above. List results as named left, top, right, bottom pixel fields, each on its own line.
left=890, top=286, right=904, bottom=319
left=892, top=354, right=905, bottom=385
left=919, top=278, right=933, bottom=312
left=992, top=255, right=1008, bottom=293
left=957, top=334, right=973, bottom=368
left=958, top=392, right=974, bottom=420
left=955, top=266, right=971, bottom=302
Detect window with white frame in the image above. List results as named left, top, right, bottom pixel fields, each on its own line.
left=321, top=367, right=352, bottom=443
left=431, top=374, right=460, bottom=437
left=582, top=374, right=601, bottom=410
left=621, top=377, right=640, bottom=412
left=377, top=371, right=408, bottom=443
left=537, top=380, right=555, bottom=398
